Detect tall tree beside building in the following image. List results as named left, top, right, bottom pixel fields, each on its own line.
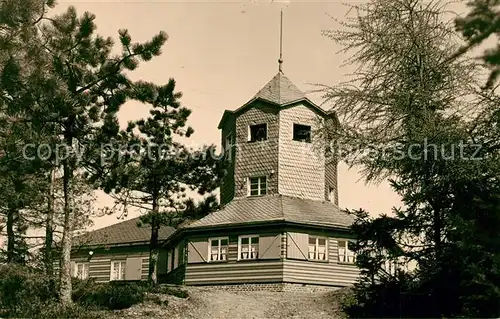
left=0, top=0, right=56, bottom=265
left=1, top=3, right=172, bottom=305
left=322, top=0, right=500, bottom=317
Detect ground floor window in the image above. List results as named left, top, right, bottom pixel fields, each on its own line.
left=110, top=260, right=126, bottom=280
left=238, top=235, right=259, bottom=260
left=308, top=236, right=327, bottom=261
left=338, top=240, right=356, bottom=263
left=208, top=237, right=228, bottom=261
left=74, top=262, right=89, bottom=279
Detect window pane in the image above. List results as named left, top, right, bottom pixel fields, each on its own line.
left=318, top=238, right=326, bottom=246
left=221, top=239, right=228, bottom=246
left=309, top=237, right=316, bottom=245
left=318, top=246, right=326, bottom=260
left=259, top=177, right=266, bottom=187
left=250, top=124, right=267, bottom=142
left=211, top=240, right=218, bottom=247
left=308, top=244, right=316, bottom=259
left=338, top=240, right=346, bottom=248
left=250, top=189, right=259, bottom=196
left=241, top=237, right=249, bottom=245
left=120, top=262, right=125, bottom=279
left=250, top=245, right=258, bottom=258
left=293, top=124, right=311, bottom=142
left=338, top=248, right=346, bottom=262
left=251, top=237, right=259, bottom=244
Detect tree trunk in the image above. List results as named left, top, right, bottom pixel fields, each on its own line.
left=148, top=197, right=159, bottom=285
left=44, top=168, right=56, bottom=277
left=59, top=135, right=74, bottom=307
left=6, top=208, right=15, bottom=263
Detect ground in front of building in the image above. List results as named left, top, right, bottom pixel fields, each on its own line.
left=108, top=286, right=349, bottom=319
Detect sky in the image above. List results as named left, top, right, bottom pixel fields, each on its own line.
left=3, top=0, right=472, bottom=237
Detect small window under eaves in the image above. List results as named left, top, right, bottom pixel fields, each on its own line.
left=248, top=123, right=267, bottom=142
left=293, top=124, right=311, bottom=143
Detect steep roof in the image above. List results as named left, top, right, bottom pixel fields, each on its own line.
left=184, top=195, right=354, bottom=229
left=253, top=72, right=306, bottom=105
left=72, top=217, right=175, bottom=248
left=218, top=72, right=333, bottom=129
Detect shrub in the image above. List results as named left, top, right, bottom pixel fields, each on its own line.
left=74, top=281, right=145, bottom=310
left=0, top=265, right=143, bottom=317
left=0, top=264, right=58, bottom=318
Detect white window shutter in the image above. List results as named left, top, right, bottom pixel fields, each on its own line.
left=286, top=232, right=308, bottom=260
left=259, top=234, right=281, bottom=259
left=188, top=240, right=208, bottom=263
left=125, top=257, right=142, bottom=280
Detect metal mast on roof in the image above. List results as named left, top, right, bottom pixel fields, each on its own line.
left=278, top=9, right=284, bottom=74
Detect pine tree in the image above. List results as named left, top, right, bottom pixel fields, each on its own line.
left=0, top=0, right=56, bottom=265
left=93, top=88, right=224, bottom=284
left=24, top=4, right=170, bottom=305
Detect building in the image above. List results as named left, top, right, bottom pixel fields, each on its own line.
left=66, top=71, right=360, bottom=290
left=161, top=70, right=360, bottom=291
left=67, top=17, right=360, bottom=287
left=65, top=217, right=174, bottom=282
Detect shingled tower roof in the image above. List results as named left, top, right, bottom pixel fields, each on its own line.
left=253, top=72, right=306, bottom=105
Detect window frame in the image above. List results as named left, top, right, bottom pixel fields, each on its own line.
left=110, top=260, right=126, bottom=281
left=237, top=235, right=259, bottom=261
left=292, top=123, right=312, bottom=143
left=308, top=236, right=328, bottom=261
left=337, top=239, right=357, bottom=264
left=74, top=262, right=90, bottom=280
left=248, top=123, right=268, bottom=142
left=248, top=176, right=267, bottom=196
left=207, top=237, right=229, bottom=262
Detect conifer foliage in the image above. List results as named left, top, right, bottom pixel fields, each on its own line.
left=0, top=0, right=222, bottom=306
left=323, top=0, right=500, bottom=317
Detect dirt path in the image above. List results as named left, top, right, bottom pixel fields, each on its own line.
left=113, top=287, right=346, bottom=319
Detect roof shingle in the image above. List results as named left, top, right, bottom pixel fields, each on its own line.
left=73, top=217, right=175, bottom=248
left=185, top=195, right=354, bottom=229
left=253, top=72, right=306, bottom=105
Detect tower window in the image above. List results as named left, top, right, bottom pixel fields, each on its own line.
left=328, top=187, right=335, bottom=202
left=248, top=176, right=267, bottom=196
left=293, top=124, right=311, bottom=142
left=248, top=123, right=267, bottom=142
